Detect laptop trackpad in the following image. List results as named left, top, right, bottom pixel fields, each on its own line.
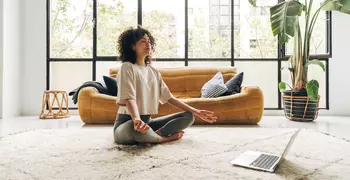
left=231, top=150, right=261, bottom=165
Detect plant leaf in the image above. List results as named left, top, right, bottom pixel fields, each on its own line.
left=248, top=0, right=257, bottom=7
left=306, top=80, right=319, bottom=101
left=305, top=59, right=326, bottom=71
left=270, top=0, right=305, bottom=44
left=279, top=82, right=287, bottom=91
left=322, top=0, right=350, bottom=14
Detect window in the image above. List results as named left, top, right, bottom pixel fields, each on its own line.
left=143, top=0, right=185, bottom=58
left=220, top=6, right=230, bottom=15
left=47, top=0, right=331, bottom=110
left=234, top=0, right=277, bottom=59
left=188, top=61, right=231, bottom=67
left=235, top=61, right=278, bottom=108
left=285, top=0, right=328, bottom=55
left=250, top=39, right=257, bottom=48
left=50, top=0, right=93, bottom=58
left=188, top=0, right=231, bottom=58
left=97, top=0, right=137, bottom=56
left=50, top=62, right=92, bottom=107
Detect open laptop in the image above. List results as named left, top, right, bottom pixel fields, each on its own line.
left=230, top=129, right=300, bottom=173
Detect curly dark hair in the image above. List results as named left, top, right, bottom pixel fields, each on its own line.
left=117, top=26, right=155, bottom=64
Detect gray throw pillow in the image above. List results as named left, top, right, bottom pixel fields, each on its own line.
left=221, top=72, right=244, bottom=96
left=201, top=72, right=228, bottom=98
left=103, top=76, right=118, bottom=96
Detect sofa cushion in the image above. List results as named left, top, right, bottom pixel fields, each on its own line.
left=103, top=76, right=118, bottom=96
left=222, top=72, right=244, bottom=96
left=201, top=72, right=228, bottom=98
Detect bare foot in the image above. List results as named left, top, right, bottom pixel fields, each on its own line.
left=157, top=131, right=185, bottom=143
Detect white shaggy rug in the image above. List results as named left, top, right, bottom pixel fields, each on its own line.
left=1, top=127, right=350, bottom=180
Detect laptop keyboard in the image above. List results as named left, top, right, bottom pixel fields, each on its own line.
left=250, top=154, right=280, bottom=170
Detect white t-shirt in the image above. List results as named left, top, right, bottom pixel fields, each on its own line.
left=116, top=62, right=174, bottom=115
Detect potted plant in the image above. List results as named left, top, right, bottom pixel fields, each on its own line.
left=249, top=0, right=350, bottom=121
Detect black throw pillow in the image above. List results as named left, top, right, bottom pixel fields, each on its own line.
left=221, top=72, right=244, bottom=96
left=103, top=76, right=118, bottom=96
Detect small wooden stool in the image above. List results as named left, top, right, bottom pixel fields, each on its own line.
left=40, top=90, right=70, bottom=119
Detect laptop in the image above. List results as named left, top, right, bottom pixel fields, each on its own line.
left=230, top=129, right=300, bottom=173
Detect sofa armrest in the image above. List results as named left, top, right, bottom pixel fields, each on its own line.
left=78, top=86, right=117, bottom=102
left=78, top=87, right=99, bottom=123
left=78, top=87, right=119, bottom=124
left=78, top=86, right=99, bottom=98
left=241, top=85, right=263, bottom=96
left=240, top=85, right=264, bottom=105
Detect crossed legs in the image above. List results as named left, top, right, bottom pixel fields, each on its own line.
left=113, top=111, right=195, bottom=145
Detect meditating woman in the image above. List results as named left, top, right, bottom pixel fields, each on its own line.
left=113, top=26, right=217, bottom=145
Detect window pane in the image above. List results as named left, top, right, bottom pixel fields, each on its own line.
left=96, top=61, right=122, bottom=82
left=220, top=16, right=230, bottom=26
left=189, top=0, right=231, bottom=58
left=235, top=61, right=278, bottom=108
left=50, top=62, right=92, bottom=108
left=211, top=6, right=220, bottom=15
left=50, top=0, right=93, bottom=58
left=234, top=5, right=239, bottom=15
left=150, top=61, right=184, bottom=68
left=188, top=61, right=231, bottom=67
left=220, top=6, right=230, bottom=15
left=143, top=0, right=185, bottom=58
left=97, top=0, right=137, bottom=56
left=286, top=0, right=327, bottom=55
left=210, top=16, right=220, bottom=24
left=281, top=60, right=326, bottom=108
left=234, top=0, right=277, bottom=59
left=210, top=0, right=220, bottom=5
left=220, top=0, right=230, bottom=5
left=308, top=61, right=326, bottom=108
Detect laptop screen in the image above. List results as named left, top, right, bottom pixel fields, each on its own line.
left=281, top=129, right=300, bottom=158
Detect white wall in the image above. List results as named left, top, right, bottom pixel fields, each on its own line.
left=2, top=0, right=22, bottom=118
left=22, top=0, right=46, bottom=116
left=326, top=11, right=350, bottom=115
left=19, top=1, right=350, bottom=116
left=0, top=0, right=3, bottom=119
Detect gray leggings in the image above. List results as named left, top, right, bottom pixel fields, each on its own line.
left=113, top=111, right=195, bottom=145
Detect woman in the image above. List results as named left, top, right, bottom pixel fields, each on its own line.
left=114, top=26, right=217, bottom=145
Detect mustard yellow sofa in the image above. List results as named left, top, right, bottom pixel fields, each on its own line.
left=78, top=66, right=264, bottom=124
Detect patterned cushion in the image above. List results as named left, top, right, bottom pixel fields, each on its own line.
left=201, top=72, right=228, bottom=98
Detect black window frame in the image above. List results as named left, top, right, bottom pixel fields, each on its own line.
left=46, top=0, right=331, bottom=110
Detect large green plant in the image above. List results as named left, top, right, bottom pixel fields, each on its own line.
left=249, top=0, right=350, bottom=100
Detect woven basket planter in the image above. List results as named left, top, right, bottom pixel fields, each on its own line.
left=282, top=90, right=320, bottom=122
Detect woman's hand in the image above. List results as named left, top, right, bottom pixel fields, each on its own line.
left=166, top=98, right=217, bottom=123
left=193, top=109, right=217, bottom=123
left=133, top=119, right=150, bottom=133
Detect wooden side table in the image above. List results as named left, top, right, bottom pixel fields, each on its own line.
left=40, top=90, right=70, bottom=119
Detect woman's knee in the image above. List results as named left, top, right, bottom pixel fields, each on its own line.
left=182, top=111, right=195, bottom=125
left=114, top=120, right=135, bottom=144
left=133, top=129, right=159, bottom=143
